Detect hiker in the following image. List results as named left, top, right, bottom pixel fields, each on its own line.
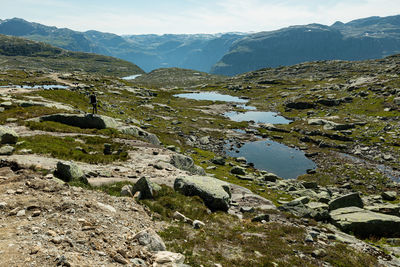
left=89, top=91, right=98, bottom=114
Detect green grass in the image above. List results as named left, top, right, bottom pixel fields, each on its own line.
left=17, top=134, right=129, bottom=164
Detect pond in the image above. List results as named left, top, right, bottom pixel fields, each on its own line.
left=224, top=111, right=291, bottom=124
left=225, top=139, right=316, bottom=179
left=22, top=85, right=69, bottom=89
left=122, top=74, right=142, bottom=80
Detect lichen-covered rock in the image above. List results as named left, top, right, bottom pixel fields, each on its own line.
left=118, top=125, right=160, bottom=146
left=170, top=154, right=205, bottom=175
left=230, top=166, right=246, bottom=175
left=54, top=161, right=87, bottom=183
left=174, top=175, right=231, bottom=211
left=133, top=228, right=166, bottom=252
left=330, top=207, right=400, bottom=237
left=131, top=177, right=161, bottom=200
left=382, top=191, right=397, bottom=201
left=0, top=126, right=18, bottom=144
left=0, top=145, right=15, bottom=155
left=328, top=192, right=363, bottom=211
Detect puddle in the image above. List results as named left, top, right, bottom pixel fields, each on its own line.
left=122, top=74, right=142, bottom=80
left=224, top=111, right=291, bottom=124
left=225, top=139, right=316, bottom=179
left=175, top=92, right=248, bottom=103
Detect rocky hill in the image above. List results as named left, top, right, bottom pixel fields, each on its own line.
left=0, top=48, right=400, bottom=266
left=0, top=34, right=144, bottom=76
left=0, top=18, right=245, bottom=72
left=211, top=15, right=400, bottom=76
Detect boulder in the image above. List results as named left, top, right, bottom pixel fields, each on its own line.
left=211, top=157, right=225, bottom=166
left=382, top=191, right=397, bottom=201
left=0, top=145, right=15, bottom=155
left=170, top=154, right=205, bottom=175
left=286, top=101, right=316, bottom=109
left=0, top=126, right=18, bottom=144
left=394, top=97, right=400, bottom=105
left=118, top=125, right=160, bottom=146
left=133, top=228, right=166, bottom=252
left=262, top=172, right=279, bottom=182
left=330, top=207, right=400, bottom=237
left=328, top=192, right=363, bottom=211
left=131, top=177, right=161, bottom=200
left=174, top=175, right=231, bottom=211
left=230, top=166, right=246, bottom=175
left=302, top=181, right=318, bottom=189
left=120, top=184, right=133, bottom=197
left=365, top=203, right=400, bottom=216
left=152, top=251, right=185, bottom=265
left=54, top=161, right=87, bottom=183
left=39, top=113, right=121, bottom=129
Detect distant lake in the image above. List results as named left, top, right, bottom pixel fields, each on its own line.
left=225, top=139, right=316, bottom=179
left=224, top=111, right=291, bottom=124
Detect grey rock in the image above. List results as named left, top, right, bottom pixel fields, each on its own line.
left=131, top=177, right=161, bottom=200
left=328, top=192, right=363, bottom=211
left=394, top=97, right=400, bottom=105
left=365, top=203, right=400, bottom=216
left=39, top=113, right=121, bottom=129
left=382, top=191, right=397, bottom=201
left=174, top=175, right=231, bottom=211
left=130, top=258, right=147, bottom=266
left=119, top=125, right=160, bottom=146
left=133, top=228, right=166, bottom=251
left=251, top=214, right=270, bottom=222
left=193, top=220, right=205, bottom=229
left=240, top=206, right=255, bottom=213
left=199, top=136, right=210, bottom=145
left=230, top=166, right=246, bottom=175
left=0, top=145, right=15, bottom=155
left=330, top=207, right=400, bottom=237
left=302, top=181, right=318, bottom=189
left=262, top=172, right=279, bottom=182
left=103, top=143, right=112, bottom=155
left=54, top=161, right=87, bottom=183
left=171, top=154, right=205, bottom=175
left=211, top=157, right=225, bottom=166
left=120, top=184, right=133, bottom=197
left=0, top=126, right=18, bottom=144
left=153, top=251, right=185, bottom=265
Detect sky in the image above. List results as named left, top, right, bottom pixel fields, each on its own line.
left=1, top=0, right=400, bottom=35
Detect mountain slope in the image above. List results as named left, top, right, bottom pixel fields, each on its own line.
left=0, top=34, right=144, bottom=76
left=211, top=15, right=400, bottom=76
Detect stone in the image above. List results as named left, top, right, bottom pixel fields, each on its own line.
left=382, top=191, right=397, bottom=201
left=193, top=220, right=205, bottom=229
left=230, top=166, right=246, bottom=175
left=97, top=202, right=116, bottom=213
left=262, top=172, right=279, bottom=182
left=103, top=143, right=112, bottom=155
left=133, top=228, right=166, bottom=252
left=199, top=136, right=210, bottom=145
left=311, top=249, right=326, bottom=258
left=54, top=161, right=87, bottom=183
left=364, top=203, right=400, bottom=216
left=170, top=154, right=205, bottom=175
left=174, top=175, right=231, bottom=211
left=16, top=209, right=25, bottom=217
left=240, top=206, right=255, bottom=213
left=302, top=181, right=318, bottom=189
left=394, top=97, right=400, bottom=105
left=211, top=157, right=225, bottom=166
left=251, top=214, right=270, bottom=223
left=328, top=192, right=363, bottom=211
left=330, top=207, right=400, bottom=237
left=173, top=211, right=192, bottom=224
left=119, top=125, right=160, bottom=146
left=39, top=113, right=121, bottom=129
left=152, top=251, right=185, bottom=265
left=120, top=184, right=133, bottom=197
left=0, top=145, right=15, bottom=155
left=131, top=177, right=161, bottom=200
left=286, top=101, right=316, bottom=109
left=0, top=126, right=18, bottom=144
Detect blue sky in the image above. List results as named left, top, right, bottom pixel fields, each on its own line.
left=1, top=0, right=400, bottom=34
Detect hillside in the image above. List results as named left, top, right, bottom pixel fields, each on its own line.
left=0, top=34, right=144, bottom=76
left=211, top=15, right=400, bottom=76
left=0, top=18, right=245, bottom=72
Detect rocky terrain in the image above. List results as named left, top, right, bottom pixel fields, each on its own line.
left=0, top=51, right=399, bottom=266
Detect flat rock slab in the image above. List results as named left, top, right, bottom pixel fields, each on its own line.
left=174, top=175, right=231, bottom=211
left=330, top=207, right=400, bottom=237
left=39, top=113, right=121, bottom=129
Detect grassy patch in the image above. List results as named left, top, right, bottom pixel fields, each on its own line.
left=17, top=134, right=129, bottom=164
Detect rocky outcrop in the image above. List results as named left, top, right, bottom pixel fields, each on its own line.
left=39, top=113, right=121, bottom=129
left=174, top=175, right=231, bottom=211
left=119, top=125, right=160, bottom=146
left=330, top=207, right=400, bottom=237
left=0, top=126, right=18, bottom=144
left=170, top=154, right=205, bottom=175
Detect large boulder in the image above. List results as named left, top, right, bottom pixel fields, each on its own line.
left=328, top=192, right=363, bottom=211
left=330, top=207, right=400, bottom=237
left=170, top=154, right=205, bottom=175
left=119, top=125, right=160, bottom=146
left=39, top=113, right=121, bottom=129
left=0, top=126, right=18, bottom=144
left=131, top=177, right=161, bottom=200
left=174, top=175, right=231, bottom=211
left=54, top=161, right=87, bottom=183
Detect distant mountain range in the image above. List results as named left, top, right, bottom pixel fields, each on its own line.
left=1, top=16, right=400, bottom=76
